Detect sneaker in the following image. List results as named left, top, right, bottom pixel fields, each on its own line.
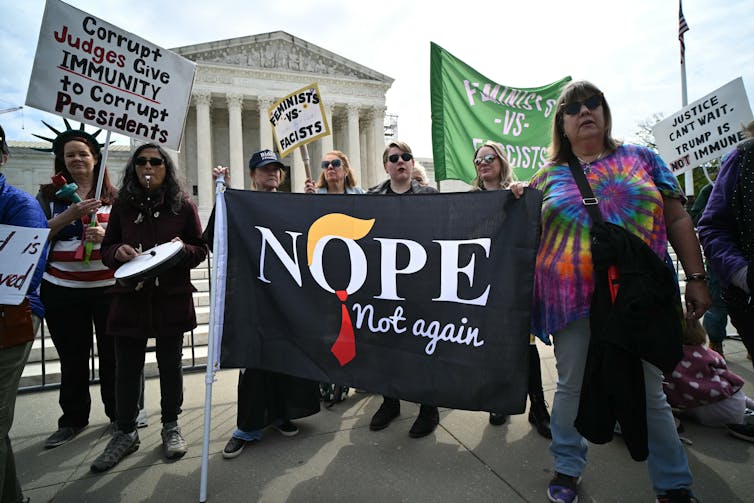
left=489, top=412, right=508, bottom=426
left=547, top=472, right=581, bottom=503
left=161, top=424, right=187, bottom=460
left=44, top=426, right=86, bottom=449
left=409, top=405, right=439, bottom=438
left=273, top=420, right=299, bottom=437
left=369, top=397, right=400, bottom=431
left=727, top=422, right=754, bottom=442
left=90, top=431, right=140, bottom=473
left=136, top=408, right=149, bottom=429
left=656, top=488, right=699, bottom=502
left=222, top=436, right=254, bottom=459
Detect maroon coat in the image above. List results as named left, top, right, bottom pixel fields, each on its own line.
left=101, top=192, right=208, bottom=338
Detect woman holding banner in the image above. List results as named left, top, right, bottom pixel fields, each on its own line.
left=469, top=141, right=551, bottom=439
left=90, top=143, right=207, bottom=472
left=212, top=150, right=320, bottom=460
left=525, top=81, right=709, bottom=503
left=304, top=150, right=364, bottom=194
left=35, top=123, right=121, bottom=450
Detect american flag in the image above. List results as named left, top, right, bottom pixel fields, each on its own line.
left=679, top=1, right=690, bottom=64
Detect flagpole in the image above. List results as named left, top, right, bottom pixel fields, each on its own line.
left=679, top=0, right=693, bottom=197
left=200, top=173, right=228, bottom=503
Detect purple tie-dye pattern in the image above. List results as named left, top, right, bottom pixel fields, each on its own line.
left=528, top=144, right=684, bottom=341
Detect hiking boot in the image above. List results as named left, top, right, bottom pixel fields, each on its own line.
left=727, top=422, right=754, bottom=442
left=44, top=426, right=86, bottom=449
left=273, top=420, right=299, bottom=437
left=369, top=397, right=400, bottom=431
left=409, top=405, right=439, bottom=438
left=161, top=423, right=187, bottom=460
left=547, top=472, right=581, bottom=503
left=656, top=488, right=699, bottom=502
left=528, top=399, right=552, bottom=439
left=90, top=431, right=140, bottom=473
left=489, top=413, right=508, bottom=425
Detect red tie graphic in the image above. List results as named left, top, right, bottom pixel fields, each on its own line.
left=330, top=290, right=356, bottom=365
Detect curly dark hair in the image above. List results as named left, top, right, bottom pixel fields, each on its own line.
left=38, top=134, right=117, bottom=205
left=120, top=143, right=187, bottom=214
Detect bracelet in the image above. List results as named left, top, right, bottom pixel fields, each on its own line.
left=685, top=273, right=707, bottom=282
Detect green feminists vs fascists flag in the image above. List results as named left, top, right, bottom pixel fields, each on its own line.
left=430, top=42, right=570, bottom=183
left=211, top=189, right=543, bottom=413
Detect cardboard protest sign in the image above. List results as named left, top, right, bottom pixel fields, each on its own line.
left=653, top=78, right=754, bottom=175
left=268, top=83, right=330, bottom=158
left=0, top=225, right=50, bottom=305
left=25, top=0, right=196, bottom=150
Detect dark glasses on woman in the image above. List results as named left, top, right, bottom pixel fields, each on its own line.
left=562, top=94, right=603, bottom=115
left=321, top=159, right=343, bottom=169
left=474, top=154, right=497, bottom=166
left=135, top=157, right=164, bottom=167
left=388, top=152, right=413, bottom=163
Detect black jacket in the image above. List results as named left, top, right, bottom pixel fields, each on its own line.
left=574, top=222, right=683, bottom=461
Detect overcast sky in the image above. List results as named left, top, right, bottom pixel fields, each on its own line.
left=2, top=0, right=753, bottom=158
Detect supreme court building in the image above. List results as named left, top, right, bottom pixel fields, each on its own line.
left=6, top=31, right=396, bottom=223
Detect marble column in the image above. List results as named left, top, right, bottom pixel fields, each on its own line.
left=345, top=105, right=362, bottom=184
left=194, top=91, right=213, bottom=219
left=258, top=96, right=274, bottom=154
left=370, top=106, right=387, bottom=186
left=226, top=93, right=245, bottom=190
left=321, top=103, right=334, bottom=155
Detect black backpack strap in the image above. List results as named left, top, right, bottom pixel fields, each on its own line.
left=567, top=157, right=603, bottom=225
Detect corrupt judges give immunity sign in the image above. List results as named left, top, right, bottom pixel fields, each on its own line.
left=653, top=77, right=754, bottom=175
left=213, top=189, right=543, bottom=413
left=25, top=0, right=196, bottom=150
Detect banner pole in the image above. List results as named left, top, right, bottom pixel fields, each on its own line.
left=199, top=173, right=228, bottom=503
left=299, top=144, right=311, bottom=180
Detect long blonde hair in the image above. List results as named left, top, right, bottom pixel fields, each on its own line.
left=316, top=150, right=357, bottom=189
left=470, top=141, right=515, bottom=190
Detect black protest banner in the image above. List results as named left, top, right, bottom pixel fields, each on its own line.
left=217, top=188, right=542, bottom=413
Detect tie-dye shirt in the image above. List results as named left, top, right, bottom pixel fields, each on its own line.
left=528, top=144, right=684, bottom=341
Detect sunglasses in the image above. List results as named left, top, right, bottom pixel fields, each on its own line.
left=474, top=154, right=497, bottom=166
left=388, top=152, right=413, bottom=163
left=321, top=158, right=343, bottom=169
left=135, top=157, right=164, bottom=167
left=562, top=94, right=603, bottom=115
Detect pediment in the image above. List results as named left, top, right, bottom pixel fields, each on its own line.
left=172, top=31, right=392, bottom=84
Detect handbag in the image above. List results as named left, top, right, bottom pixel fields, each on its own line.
left=0, top=298, right=35, bottom=349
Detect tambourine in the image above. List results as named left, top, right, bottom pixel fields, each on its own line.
left=114, top=241, right=185, bottom=286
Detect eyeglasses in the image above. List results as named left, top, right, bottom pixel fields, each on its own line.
left=388, top=152, right=413, bottom=163
left=135, top=157, right=164, bottom=167
left=321, top=159, right=343, bottom=169
left=474, top=154, right=497, bottom=166
left=561, top=94, right=603, bottom=115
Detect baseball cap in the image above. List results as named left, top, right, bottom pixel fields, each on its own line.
left=249, top=149, right=283, bottom=171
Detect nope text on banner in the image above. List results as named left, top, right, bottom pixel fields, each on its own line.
left=25, top=0, right=196, bottom=150
left=269, top=83, right=331, bottom=158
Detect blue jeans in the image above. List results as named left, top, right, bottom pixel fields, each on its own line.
left=702, top=263, right=728, bottom=343
left=550, top=317, right=693, bottom=495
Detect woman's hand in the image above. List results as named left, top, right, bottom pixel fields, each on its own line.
left=115, top=244, right=139, bottom=263
left=85, top=221, right=106, bottom=244
left=509, top=182, right=526, bottom=199
left=212, top=166, right=230, bottom=186
left=304, top=178, right=316, bottom=194
left=683, top=281, right=712, bottom=320
left=68, top=198, right=101, bottom=220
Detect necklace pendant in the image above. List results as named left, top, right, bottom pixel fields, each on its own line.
left=582, top=164, right=591, bottom=174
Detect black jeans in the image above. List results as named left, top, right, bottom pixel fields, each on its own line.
left=42, top=281, right=116, bottom=427
left=115, top=335, right=183, bottom=433
left=727, top=305, right=754, bottom=370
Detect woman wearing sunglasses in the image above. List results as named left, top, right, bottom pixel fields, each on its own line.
left=526, top=81, right=709, bottom=503
left=469, top=141, right=551, bottom=439
left=304, top=150, right=364, bottom=194
left=36, top=125, right=121, bottom=450
left=91, top=143, right=208, bottom=472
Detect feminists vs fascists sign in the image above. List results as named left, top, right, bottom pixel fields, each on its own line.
left=26, top=0, right=196, bottom=150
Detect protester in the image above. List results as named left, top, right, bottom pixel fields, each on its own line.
left=367, top=141, right=440, bottom=438
left=411, top=162, right=429, bottom=187
left=469, top=141, right=551, bottom=438
left=0, top=124, right=48, bottom=503
left=90, top=143, right=207, bottom=472
left=304, top=150, right=364, bottom=194
left=698, top=120, right=754, bottom=369
left=663, top=317, right=754, bottom=437
left=526, top=81, right=710, bottom=503
left=213, top=150, right=320, bottom=460
left=34, top=122, right=121, bottom=449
